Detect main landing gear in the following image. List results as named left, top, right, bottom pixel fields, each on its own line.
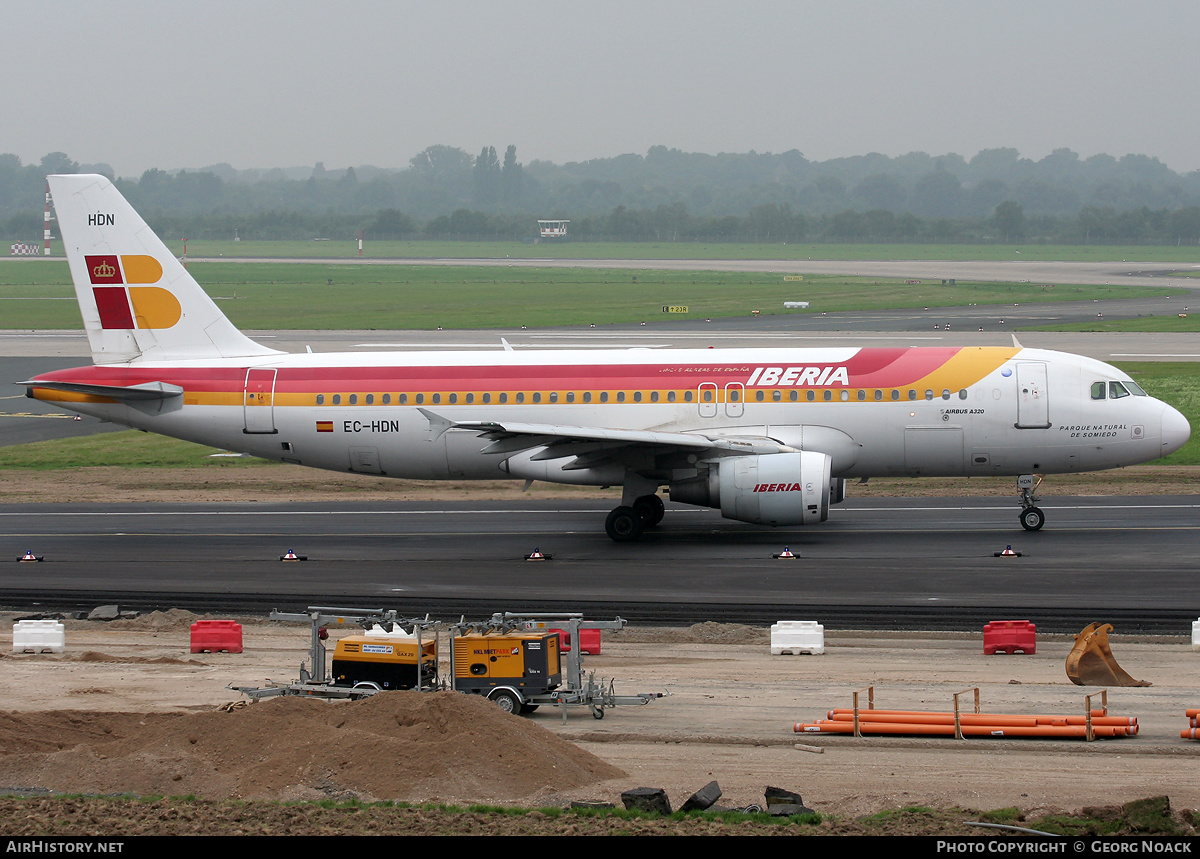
left=605, top=494, right=664, bottom=542
left=1017, top=473, right=1045, bottom=531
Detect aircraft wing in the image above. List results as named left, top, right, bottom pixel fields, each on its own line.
left=417, top=409, right=795, bottom=461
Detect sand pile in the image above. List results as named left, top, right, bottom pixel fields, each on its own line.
left=0, top=691, right=625, bottom=804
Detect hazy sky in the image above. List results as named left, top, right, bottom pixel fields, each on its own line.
left=7, top=1, right=1198, bottom=177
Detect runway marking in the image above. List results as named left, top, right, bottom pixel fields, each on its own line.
left=2, top=503, right=1200, bottom=518
left=0, top=411, right=78, bottom=419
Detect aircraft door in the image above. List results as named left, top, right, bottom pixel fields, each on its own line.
left=698, top=383, right=718, bottom=418
left=243, top=368, right=278, bottom=434
left=1015, top=362, right=1050, bottom=429
left=724, top=383, right=744, bottom=418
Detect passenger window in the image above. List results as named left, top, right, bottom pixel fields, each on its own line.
left=399, top=394, right=408, bottom=405
left=583, top=392, right=592, bottom=403
left=365, top=394, right=374, bottom=405
left=806, top=390, right=815, bottom=402
left=772, top=390, right=782, bottom=402
left=1091, top=381, right=1106, bottom=400
left=667, top=391, right=676, bottom=403
left=348, top=394, right=358, bottom=405
left=316, top=394, right=325, bottom=405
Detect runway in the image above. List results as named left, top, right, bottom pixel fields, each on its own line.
left=3, top=258, right=1196, bottom=627
left=2, top=497, right=1198, bottom=631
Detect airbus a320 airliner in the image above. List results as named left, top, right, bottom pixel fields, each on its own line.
left=23, top=175, right=1191, bottom=541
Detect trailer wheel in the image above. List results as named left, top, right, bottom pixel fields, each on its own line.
left=591, top=706, right=605, bottom=720
left=490, top=690, right=521, bottom=715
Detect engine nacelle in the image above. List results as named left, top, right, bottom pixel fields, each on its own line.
left=670, top=451, right=833, bottom=526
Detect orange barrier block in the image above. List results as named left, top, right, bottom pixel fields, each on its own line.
left=190, top=620, right=243, bottom=654
left=983, top=620, right=1036, bottom=654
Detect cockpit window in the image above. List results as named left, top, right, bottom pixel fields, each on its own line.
left=1090, top=381, right=1106, bottom=400
left=1109, top=381, right=1131, bottom=399
left=1124, top=380, right=1148, bottom=396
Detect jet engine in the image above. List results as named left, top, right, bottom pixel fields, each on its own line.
left=669, top=451, right=834, bottom=526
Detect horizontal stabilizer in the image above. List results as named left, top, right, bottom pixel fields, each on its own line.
left=21, top=379, right=184, bottom=402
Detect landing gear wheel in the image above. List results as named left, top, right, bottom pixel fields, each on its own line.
left=605, top=506, right=645, bottom=542
left=632, top=494, right=665, bottom=528
left=490, top=690, right=522, bottom=715
left=1019, top=506, right=1045, bottom=531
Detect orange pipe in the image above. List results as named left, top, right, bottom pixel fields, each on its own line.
left=824, top=711, right=1135, bottom=728
left=795, top=720, right=1133, bottom=738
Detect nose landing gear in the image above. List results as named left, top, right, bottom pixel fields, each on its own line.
left=1017, top=474, right=1045, bottom=531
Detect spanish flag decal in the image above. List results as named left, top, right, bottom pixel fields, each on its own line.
left=85, top=254, right=181, bottom=329
left=316, top=421, right=334, bottom=433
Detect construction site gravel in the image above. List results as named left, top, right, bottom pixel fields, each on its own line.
left=0, top=610, right=1199, bottom=836
left=0, top=465, right=1197, bottom=835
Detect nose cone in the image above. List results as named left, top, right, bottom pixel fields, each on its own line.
left=1161, top=403, right=1191, bottom=457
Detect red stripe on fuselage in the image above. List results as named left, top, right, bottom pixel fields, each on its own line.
left=30, top=348, right=970, bottom=393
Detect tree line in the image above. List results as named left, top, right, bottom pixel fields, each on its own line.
left=2, top=147, right=1200, bottom=245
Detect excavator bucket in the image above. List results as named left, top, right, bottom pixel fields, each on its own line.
left=1065, top=622, right=1151, bottom=687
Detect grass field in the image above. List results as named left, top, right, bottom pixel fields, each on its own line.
left=4, top=361, right=1196, bottom=470
left=0, top=260, right=1169, bottom=330
left=138, top=239, right=1200, bottom=264
left=1034, top=315, right=1200, bottom=333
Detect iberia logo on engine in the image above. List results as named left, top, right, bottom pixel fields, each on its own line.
left=754, top=483, right=804, bottom=492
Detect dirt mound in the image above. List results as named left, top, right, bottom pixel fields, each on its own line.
left=0, top=692, right=625, bottom=804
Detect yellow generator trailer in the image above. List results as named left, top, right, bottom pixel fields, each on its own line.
left=451, top=631, right=562, bottom=714
left=332, top=633, right=438, bottom=691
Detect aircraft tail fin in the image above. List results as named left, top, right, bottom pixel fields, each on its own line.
left=46, top=174, right=282, bottom=365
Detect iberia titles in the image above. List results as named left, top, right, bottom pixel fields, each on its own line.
left=746, top=366, right=851, bottom=387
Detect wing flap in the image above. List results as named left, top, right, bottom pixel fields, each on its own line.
left=417, top=410, right=795, bottom=457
